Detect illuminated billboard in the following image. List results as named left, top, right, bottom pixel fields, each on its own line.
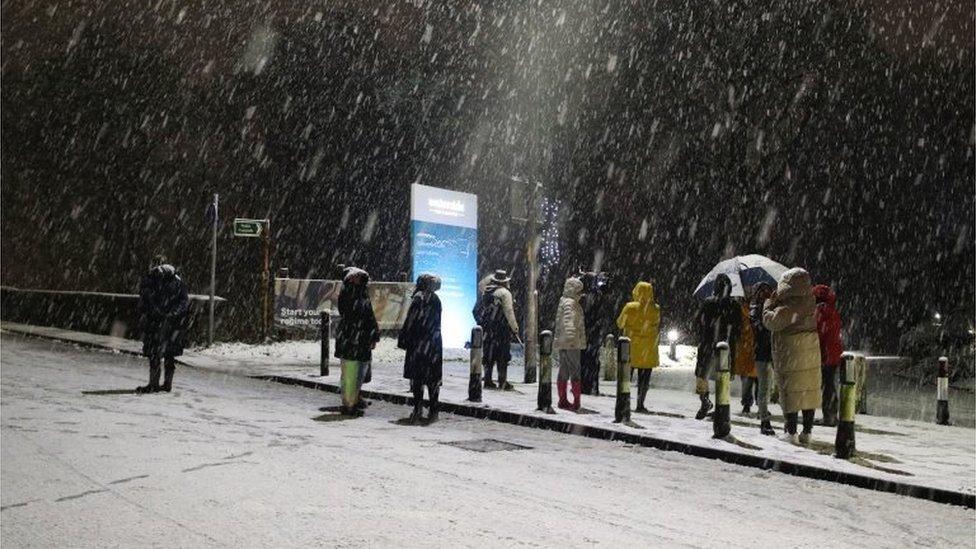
left=410, top=183, right=478, bottom=348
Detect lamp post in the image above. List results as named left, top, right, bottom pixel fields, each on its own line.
left=667, top=329, right=679, bottom=361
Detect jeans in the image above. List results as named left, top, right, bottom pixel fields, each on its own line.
left=755, top=361, right=774, bottom=421
left=821, top=364, right=838, bottom=421
left=580, top=345, right=601, bottom=394
left=557, top=350, right=582, bottom=382
left=637, top=369, right=652, bottom=408
left=741, top=376, right=758, bottom=408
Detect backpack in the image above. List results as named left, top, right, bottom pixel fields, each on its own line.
left=473, top=287, right=504, bottom=331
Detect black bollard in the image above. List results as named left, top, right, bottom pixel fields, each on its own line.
left=614, top=337, right=631, bottom=423
left=835, top=352, right=857, bottom=458
left=936, top=356, right=950, bottom=426
left=468, top=326, right=483, bottom=403
left=319, top=311, right=330, bottom=377
left=712, top=341, right=731, bottom=439
left=537, top=330, right=555, bottom=413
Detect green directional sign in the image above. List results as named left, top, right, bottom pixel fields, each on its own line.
left=233, top=218, right=265, bottom=237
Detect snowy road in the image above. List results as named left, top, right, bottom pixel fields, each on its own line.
left=2, top=335, right=973, bottom=548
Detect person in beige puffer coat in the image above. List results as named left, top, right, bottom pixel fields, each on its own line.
left=554, top=277, right=586, bottom=410
left=763, top=267, right=822, bottom=443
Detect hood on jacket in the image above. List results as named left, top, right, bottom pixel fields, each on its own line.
left=713, top=273, right=733, bottom=299
left=777, top=268, right=812, bottom=299
left=631, top=281, right=655, bottom=305
left=812, top=284, right=836, bottom=307
left=415, top=273, right=442, bottom=293
left=342, top=267, right=370, bottom=285
left=151, top=264, right=176, bottom=276
left=580, top=271, right=597, bottom=293
left=562, top=277, right=583, bottom=299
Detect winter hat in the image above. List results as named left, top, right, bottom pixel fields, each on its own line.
left=490, top=269, right=511, bottom=284
left=342, top=266, right=370, bottom=284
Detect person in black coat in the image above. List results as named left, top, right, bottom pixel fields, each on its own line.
left=693, top=273, right=741, bottom=419
left=750, top=282, right=776, bottom=435
left=398, top=273, right=443, bottom=423
left=137, top=256, right=189, bottom=393
left=334, top=267, right=379, bottom=415
left=579, top=271, right=609, bottom=395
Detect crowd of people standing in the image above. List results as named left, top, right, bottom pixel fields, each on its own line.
left=131, top=252, right=844, bottom=441
left=327, top=265, right=844, bottom=437
left=146, top=261, right=835, bottom=435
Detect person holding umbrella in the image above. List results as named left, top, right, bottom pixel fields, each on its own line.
left=693, top=255, right=789, bottom=420
left=693, top=273, right=741, bottom=419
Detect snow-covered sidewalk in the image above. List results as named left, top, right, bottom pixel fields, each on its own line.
left=4, top=322, right=974, bottom=505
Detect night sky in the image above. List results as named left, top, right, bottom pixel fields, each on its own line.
left=2, top=0, right=973, bottom=350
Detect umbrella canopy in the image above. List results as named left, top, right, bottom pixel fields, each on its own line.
left=694, top=254, right=789, bottom=299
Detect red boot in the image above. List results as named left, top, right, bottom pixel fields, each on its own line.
left=557, top=381, right=571, bottom=409
left=571, top=380, right=582, bottom=411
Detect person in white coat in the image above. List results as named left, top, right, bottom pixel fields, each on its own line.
left=554, top=277, right=586, bottom=410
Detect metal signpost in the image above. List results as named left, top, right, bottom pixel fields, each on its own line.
left=207, top=194, right=219, bottom=346
left=234, top=217, right=271, bottom=340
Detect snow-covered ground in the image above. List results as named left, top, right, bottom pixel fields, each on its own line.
left=4, top=322, right=973, bottom=498
left=194, top=337, right=976, bottom=496
left=2, top=334, right=974, bottom=548
left=199, top=337, right=505, bottom=366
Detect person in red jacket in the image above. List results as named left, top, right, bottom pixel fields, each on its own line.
left=813, top=284, right=844, bottom=426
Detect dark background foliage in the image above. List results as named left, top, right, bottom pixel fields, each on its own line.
left=2, top=0, right=973, bottom=349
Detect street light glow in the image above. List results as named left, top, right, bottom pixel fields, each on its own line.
left=667, top=329, right=679, bottom=344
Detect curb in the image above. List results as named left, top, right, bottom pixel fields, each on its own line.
left=256, top=374, right=976, bottom=510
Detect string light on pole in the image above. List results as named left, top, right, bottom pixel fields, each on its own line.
left=539, top=197, right=561, bottom=274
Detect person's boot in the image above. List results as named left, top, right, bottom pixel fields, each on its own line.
left=760, top=420, right=776, bottom=436
left=557, top=381, right=571, bottom=409
left=695, top=394, right=712, bottom=420
left=409, top=382, right=424, bottom=423
left=484, top=364, right=496, bottom=389
left=821, top=408, right=837, bottom=427
left=498, top=364, right=514, bottom=391
left=160, top=360, right=175, bottom=392
left=426, top=384, right=440, bottom=423
left=799, top=410, right=814, bottom=443
left=741, top=404, right=751, bottom=415
left=571, top=380, right=582, bottom=411
left=635, top=384, right=650, bottom=414
left=136, top=359, right=162, bottom=394
left=782, top=413, right=799, bottom=443
left=341, top=406, right=365, bottom=417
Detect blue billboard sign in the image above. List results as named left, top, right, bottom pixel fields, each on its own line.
left=410, top=183, right=478, bottom=348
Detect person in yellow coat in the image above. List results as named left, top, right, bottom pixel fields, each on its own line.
left=616, top=281, right=661, bottom=413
